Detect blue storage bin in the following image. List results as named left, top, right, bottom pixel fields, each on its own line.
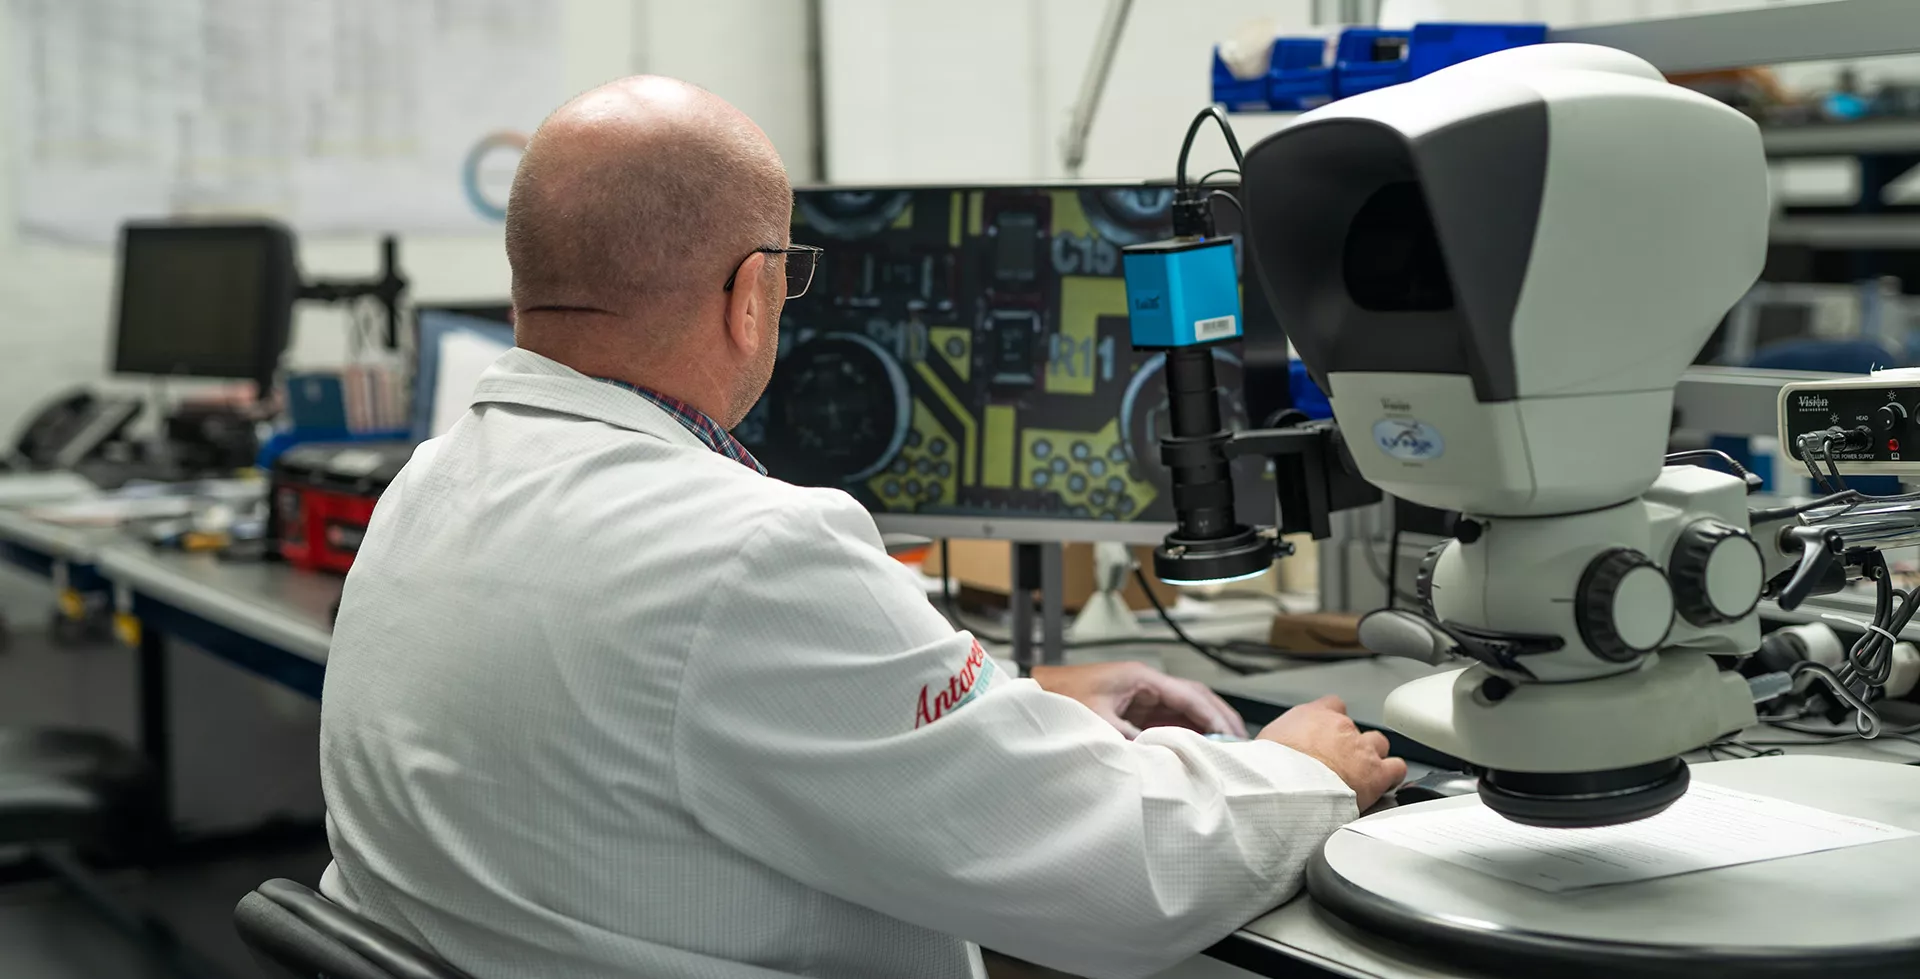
left=1211, top=46, right=1270, bottom=111
left=1216, top=22, right=1547, bottom=112
left=1288, top=361, right=1332, bottom=420
left=1269, top=38, right=1335, bottom=111
left=1408, top=22, right=1547, bottom=78
left=1212, top=37, right=1334, bottom=111
left=1334, top=28, right=1411, bottom=97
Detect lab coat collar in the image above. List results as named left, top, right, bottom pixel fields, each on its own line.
left=468, top=347, right=710, bottom=453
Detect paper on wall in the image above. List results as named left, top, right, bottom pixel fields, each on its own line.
left=10, top=0, right=561, bottom=242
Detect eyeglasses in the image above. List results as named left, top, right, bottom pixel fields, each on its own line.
left=723, top=244, right=823, bottom=300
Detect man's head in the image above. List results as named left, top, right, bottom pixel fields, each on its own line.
left=506, top=76, right=793, bottom=426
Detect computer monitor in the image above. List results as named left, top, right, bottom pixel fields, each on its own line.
left=413, top=307, right=516, bottom=441
left=111, top=221, right=298, bottom=396
left=734, top=183, right=1290, bottom=543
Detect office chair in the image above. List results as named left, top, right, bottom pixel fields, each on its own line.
left=0, top=726, right=156, bottom=852
left=234, top=878, right=475, bottom=979
left=0, top=727, right=238, bottom=974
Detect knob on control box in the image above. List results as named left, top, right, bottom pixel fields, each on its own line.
left=1879, top=402, right=1909, bottom=432
left=1779, top=372, right=1920, bottom=475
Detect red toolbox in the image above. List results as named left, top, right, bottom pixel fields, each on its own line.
left=271, top=441, right=415, bottom=573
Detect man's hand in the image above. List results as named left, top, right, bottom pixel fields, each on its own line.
left=1030, top=662, right=1248, bottom=739
left=1257, top=695, right=1406, bottom=810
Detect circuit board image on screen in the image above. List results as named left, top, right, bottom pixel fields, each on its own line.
left=734, top=184, right=1282, bottom=529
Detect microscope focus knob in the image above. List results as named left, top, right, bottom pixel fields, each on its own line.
left=1668, top=519, right=1765, bottom=627
left=1575, top=549, right=1673, bottom=664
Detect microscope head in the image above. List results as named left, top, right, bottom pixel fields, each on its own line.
left=1241, top=44, right=1769, bottom=518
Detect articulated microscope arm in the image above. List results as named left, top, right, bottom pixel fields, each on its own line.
left=1754, top=492, right=1920, bottom=738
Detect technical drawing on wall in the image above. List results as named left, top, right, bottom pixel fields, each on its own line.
left=9, top=0, right=561, bottom=241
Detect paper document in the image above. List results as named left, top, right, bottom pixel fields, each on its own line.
left=430, top=332, right=514, bottom=438
left=1347, top=781, right=1914, bottom=892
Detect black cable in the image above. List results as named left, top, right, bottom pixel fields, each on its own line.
left=1769, top=717, right=1920, bottom=737
left=1385, top=513, right=1404, bottom=611
left=1663, top=448, right=1755, bottom=481
left=1742, top=729, right=1920, bottom=749
left=1845, top=556, right=1896, bottom=688
left=1789, top=561, right=1918, bottom=735
left=1217, top=638, right=1372, bottom=662
left=1132, top=567, right=1258, bottom=675
left=1823, top=440, right=1848, bottom=493
left=932, top=540, right=1362, bottom=670
left=1175, top=106, right=1245, bottom=194
left=935, top=541, right=1278, bottom=662
left=1796, top=430, right=1853, bottom=494
left=1805, top=450, right=1833, bottom=495
left=1733, top=716, right=1920, bottom=753
left=1713, top=741, right=1763, bottom=758
left=1357, top=510, right=1422, bottom=606
left=1194, top=167, right=1240, bottom=186
left=1703, top=738, right=1786, bottom=760
left=1207, top=188, right=1243, bottom=219
left=1749, top=489, right=1865, bottom=523
left=1799, top=432, right=1836, bottom=494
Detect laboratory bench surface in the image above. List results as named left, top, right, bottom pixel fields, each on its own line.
left=7, top=504, right=1920, bottom=979
left=0, top=507, right=124, bottom=564
left=99, top=546, right=336, bottom=666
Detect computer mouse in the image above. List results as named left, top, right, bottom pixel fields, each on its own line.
left=1394, top=770, right=1480, bottom=805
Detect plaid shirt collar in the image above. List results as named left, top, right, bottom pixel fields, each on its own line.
left=590, top=378, right=766, bottom=475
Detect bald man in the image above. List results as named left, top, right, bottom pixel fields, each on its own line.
left=319, top=77, right=1401, bottom=979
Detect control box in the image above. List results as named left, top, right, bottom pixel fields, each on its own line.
left=1778, top=371, right=1920, bottom=475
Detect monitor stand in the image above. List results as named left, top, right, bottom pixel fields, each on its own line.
left=1007, top=542, right=1066, bottom=672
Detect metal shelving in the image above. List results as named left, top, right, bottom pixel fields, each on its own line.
left=1764, top=120, right=1920, bottom=158
left=1552, top=0, right=1920, bottom=74
left=1771, top=216, right=1920, bottom=249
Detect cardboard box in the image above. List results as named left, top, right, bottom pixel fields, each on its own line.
left=1266, top=611, right=1366, bottom=654
left=922, top=540, right=1181, bottom=612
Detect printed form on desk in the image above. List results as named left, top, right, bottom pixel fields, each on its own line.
left=1347, top=782, right=1915, bottom=893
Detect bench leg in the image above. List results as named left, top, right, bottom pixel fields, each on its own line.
left=138, top=626, right=174, bottom=844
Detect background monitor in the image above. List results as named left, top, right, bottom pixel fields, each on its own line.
left=735, top=182, right=1292, bottom=543
left=111, top=221, right=298, bottom=395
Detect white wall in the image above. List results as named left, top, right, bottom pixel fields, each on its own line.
left=640, top=0, right=817, bottom=179
left=0, top=0, right=813, bottom=439
left=820, top=0, right=1849, bottom=187
left=1033, top=0, right=1315, bottom=182
left=821, top=0, right=1312, bottom=184
left=0, top=0, right=1906, bottom=438
left=822, top=0, right=1047, bottom=182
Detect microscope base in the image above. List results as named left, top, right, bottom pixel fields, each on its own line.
left=1385, top=654, right=1758, bottom=777
left=1308, top=755, right=1920, bottom=979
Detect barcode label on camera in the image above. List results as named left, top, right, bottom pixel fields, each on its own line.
left=1193, top=315, right=1238, bottom=341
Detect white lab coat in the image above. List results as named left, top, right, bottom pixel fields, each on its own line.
left=319, top=348, right=1357, bottom=979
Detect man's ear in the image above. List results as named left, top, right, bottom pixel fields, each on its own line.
left=725, top=253, right=769, bottom=355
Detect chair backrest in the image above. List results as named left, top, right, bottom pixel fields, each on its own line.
left=233, top=878, right=475, bottom=979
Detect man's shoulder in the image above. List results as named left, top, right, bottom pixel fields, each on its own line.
left=391, top=409, right=884, bottom=557
left=721, top=475, right=883, bottom=550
